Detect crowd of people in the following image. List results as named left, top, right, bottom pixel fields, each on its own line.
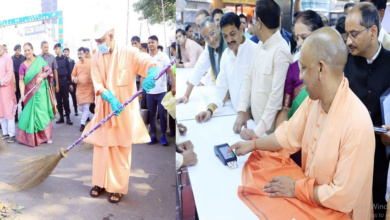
left=0, top=41, right=90, bottom=146
left=0, top=17, right=176, bottom=203
left=176, top=0, right=390, bottom=219
left=130, top=35, right=176, bottom=146
left=0, top=35, right=176, bottom=147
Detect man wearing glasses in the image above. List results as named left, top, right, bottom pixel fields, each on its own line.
left=176, top=16, right=228, bottom=104
left=195, top=12, right=257, bottom=123
left=345, top=3, right=390, bottom=219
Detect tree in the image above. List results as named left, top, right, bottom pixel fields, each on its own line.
left=133, top=0, right=175, bottom=26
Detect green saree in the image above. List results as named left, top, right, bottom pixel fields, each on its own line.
left=287, top=86, right=308, bottom=119
left=17, top=56, right=55, bottom=147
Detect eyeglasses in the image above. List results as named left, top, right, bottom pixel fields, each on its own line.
left=203, top=30, right=217, bottom=42
left=347, top=26, right=372, bottom=40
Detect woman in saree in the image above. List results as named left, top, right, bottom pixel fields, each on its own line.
left=274, top=10, right=323, bottom=166
left=17, top=42, right=56, bottom=147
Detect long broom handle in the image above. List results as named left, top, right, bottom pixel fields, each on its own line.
left=0, top=70, right=51, bottom=124
left=65, top=59, right=176, bottom=153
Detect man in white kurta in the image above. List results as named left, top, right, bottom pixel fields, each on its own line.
left=176, top=17, right=228, bottom=104
left=234, top=5, right=291, bottom=140
left=195, top=12, right=257, bottom=123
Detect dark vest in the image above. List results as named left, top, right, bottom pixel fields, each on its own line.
left=12, top=55, right=24, bottom=76
left=69, top=59, right=75, bottom=73
left=345, top=45, right=390, bottom=200
left=56, top=55, right=68, bottom=79
left=344, top=46, right=390, bottom=126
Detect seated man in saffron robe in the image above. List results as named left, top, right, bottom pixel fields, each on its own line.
left=229, top=27, right=375, bottom=219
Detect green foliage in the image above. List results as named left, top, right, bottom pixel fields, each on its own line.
left=133, top=0, right=176, bottom=25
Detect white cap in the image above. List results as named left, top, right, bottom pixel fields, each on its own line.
left=92, top=20, right=114, bottom=40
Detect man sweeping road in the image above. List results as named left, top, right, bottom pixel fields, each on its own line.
left=82, top=20, right=158, bottom=203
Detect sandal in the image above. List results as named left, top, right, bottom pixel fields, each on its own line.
left=109, top=193, right=122, bottom=203
left=90, top=185, right=105, bottom=198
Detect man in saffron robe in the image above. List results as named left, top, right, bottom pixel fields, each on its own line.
left=83, top=20, right=158, bottom=203
left=71, top=47, right=95, bottom=132
left=229, top=27, right=375, bottom=219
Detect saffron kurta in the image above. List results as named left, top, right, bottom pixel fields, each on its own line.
left=0, top=53, right=16, bottom=120
left=83, top=44, right=155, bottom=194
left=275, top=78, right=375, bottom=219
left=71, top=59, right=94, bottom=105
left=84, top=45, right=154, bottom=147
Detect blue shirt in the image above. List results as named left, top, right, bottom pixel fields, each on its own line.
left=250, top=35, right=259, bottom=44
left=244, top=32, right=252, bottom=39
left=281, top=28, right=292, bottom=45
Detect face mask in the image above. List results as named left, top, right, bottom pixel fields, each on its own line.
left=98, top=42, right=110, bottom=54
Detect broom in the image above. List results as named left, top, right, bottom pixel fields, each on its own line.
left=3, top=59, right=175, bottom=191
left=0, top=70, right=51, bottom=155
left=0, top=134, right=6, bottom=154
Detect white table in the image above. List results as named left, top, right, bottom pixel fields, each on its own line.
left=178, top=115, right=258, bottom=220
left=176, top=69, right=237, bottom=121
left=176, top=88, right=237, bottom=121
left=176, top=68, right=194, bottom=91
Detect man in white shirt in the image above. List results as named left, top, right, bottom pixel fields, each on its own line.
left=176, top=29, right=203, bottom=68
left=176, top=17, right=228, bottom=104
left=146, top=35, right=176, bottom=146
left=195, top=12, right=257, bottom=123
left=234, top=0, right=291, bottom=140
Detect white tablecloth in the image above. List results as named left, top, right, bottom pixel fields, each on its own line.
left=176, top=69, right=237, bottom=121
left=178, top=115, right=258, bottom=220
left=176, top=68, right=258, bottom=220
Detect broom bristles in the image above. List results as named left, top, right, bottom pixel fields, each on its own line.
left=9, top=153, right=63, bottom=191
left=0, top=182, right=20, bottom=192
left=79, top=142, right=94, bottom=151
left=0, top=134, right=7, bottom=155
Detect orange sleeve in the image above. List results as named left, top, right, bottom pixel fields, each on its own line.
left=275, top=97, right=311, bottom=155
left=295, top=178, right=318, bottom=207
left=317, top=122, right=375, bottom=213
left=129, top=47, right=155, bottom=78
left=71, top=63, right=77, bottom=81
left=90, top=54, right=105, bottom=96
